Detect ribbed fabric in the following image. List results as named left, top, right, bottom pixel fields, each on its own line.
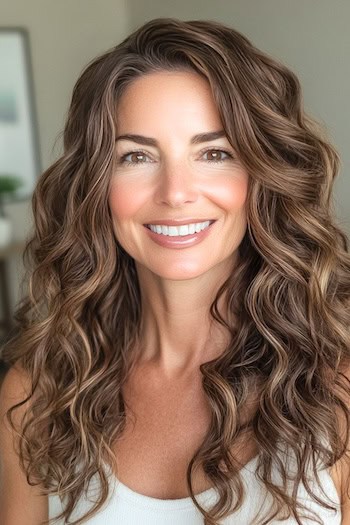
left=49, top=449, right=341, bottom=524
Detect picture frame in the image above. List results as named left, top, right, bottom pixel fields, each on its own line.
left=0, top=27, right=41, bottom=201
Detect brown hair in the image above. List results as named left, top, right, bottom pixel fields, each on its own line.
left=2, top=17, right=350, bottom=525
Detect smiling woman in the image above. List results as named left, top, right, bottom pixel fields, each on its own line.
left=1, top=16, right=350, bottom=525
left=109, top=70, right=249, bottom=281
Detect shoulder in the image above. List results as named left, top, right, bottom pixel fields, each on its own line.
left=0, top=362, right=31, bottom=400
left=0, top=363, right=31, bottom=431
left=0, top=363, right=33, bottom=437
left=0, top=363, right=48, bottom=524
left=328, top=363, right=350, bottom=523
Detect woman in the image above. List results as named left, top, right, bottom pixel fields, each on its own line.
left=1, top=17, right=350, bottom=525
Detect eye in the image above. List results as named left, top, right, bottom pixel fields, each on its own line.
left=117, top=147, right=235, bottom=166
left=118, top=150, right=153, bottom=166
left=201, top=148, right=233, bottom=163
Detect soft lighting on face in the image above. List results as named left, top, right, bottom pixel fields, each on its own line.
left=109, top=70, right=249, bottom=281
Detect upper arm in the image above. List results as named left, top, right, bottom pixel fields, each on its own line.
left=0, top=364, right=48, bottom=525
left=329, top=364, right=350, bottom=524
left=339, top=444, right=350, bottom=525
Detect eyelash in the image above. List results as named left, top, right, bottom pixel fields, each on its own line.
left=117, top=147, right=234, bottom=166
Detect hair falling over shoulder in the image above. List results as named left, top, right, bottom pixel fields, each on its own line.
left=1, top=17, right=350, bottom=525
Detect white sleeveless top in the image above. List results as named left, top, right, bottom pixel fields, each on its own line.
left=49, top=447, right=341, bottom=524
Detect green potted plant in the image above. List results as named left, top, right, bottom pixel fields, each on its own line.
left=0, top=175, right=23, bottom=248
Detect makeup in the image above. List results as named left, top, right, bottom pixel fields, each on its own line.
left=143, top=220, right=216, bottom=249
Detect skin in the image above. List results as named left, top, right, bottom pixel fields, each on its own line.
left=108, top=70, right=249, bottom=380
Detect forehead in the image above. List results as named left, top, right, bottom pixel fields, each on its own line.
left=116, top=70, right=224, bottom=133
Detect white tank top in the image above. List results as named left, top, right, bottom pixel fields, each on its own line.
left=49, top=448, right=341, bottom=524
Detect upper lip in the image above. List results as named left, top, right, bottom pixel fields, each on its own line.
left=144, top=218, right=217, bottom=226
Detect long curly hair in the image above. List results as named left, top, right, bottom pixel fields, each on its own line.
left=2, top=17, right=350, bottom=525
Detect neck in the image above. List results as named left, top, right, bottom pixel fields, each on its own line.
left=133, top=259, right=236, bottom=378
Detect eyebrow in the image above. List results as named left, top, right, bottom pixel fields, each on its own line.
left=115, top=130, right=227, bottom=146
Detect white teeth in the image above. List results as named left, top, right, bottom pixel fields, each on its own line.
left=148, top=221, right=211, bottom=236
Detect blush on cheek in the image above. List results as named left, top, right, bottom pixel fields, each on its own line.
left=108, top=184, right=141, bottom=220
left=211, top=177, right=248, bottom=210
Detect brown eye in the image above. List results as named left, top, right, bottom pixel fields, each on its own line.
left=126, top=152, right=146, bottom=163
left=202, top=149, right=232, bottom=163
left=119, top=150, right=152, bottom=165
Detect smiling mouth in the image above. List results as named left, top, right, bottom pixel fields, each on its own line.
left=145, top=220, right=216, bottom=237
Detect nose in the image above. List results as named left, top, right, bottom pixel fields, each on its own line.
left=154, top=160, right=199, bottom=207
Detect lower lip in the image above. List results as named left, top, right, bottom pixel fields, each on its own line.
left=143, top=221, right=216, bottom=249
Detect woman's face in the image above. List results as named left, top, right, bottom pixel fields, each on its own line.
left=109, top=70, right=249, bottom=281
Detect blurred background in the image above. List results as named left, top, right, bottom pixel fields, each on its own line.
left=0, top=0, right=349, bottom=377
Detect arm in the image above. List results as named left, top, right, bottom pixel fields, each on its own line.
left=0, top=365, right=48, bottom=525
left=340, top=435, right=350, bottom=525
left=330, top=364, right=350, bottom=525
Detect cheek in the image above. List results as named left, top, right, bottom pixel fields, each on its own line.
left=208, top=175, right=248, bottom=212
left=108, top=179, right=144, bottom=220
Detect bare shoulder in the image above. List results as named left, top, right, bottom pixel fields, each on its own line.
left=0, top=363, right=48, bottom=524
left=0, top=362, right=31, bottom=402
left=327, top=363, right=350, bottom=524
left=0, top=363, right=32, bottom=447
left=0, top=363, right=33, bottom=433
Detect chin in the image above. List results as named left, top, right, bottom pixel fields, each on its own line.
left=146, top=262, right=213, bottom=281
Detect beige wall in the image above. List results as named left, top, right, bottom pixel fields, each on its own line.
left=2, top=0, right=130, bottom=170
left=1, top=0, right=349, bottom=316
left=1, top=0, right=129, bottom=311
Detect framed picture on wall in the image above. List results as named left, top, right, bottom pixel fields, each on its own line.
left=0, top=28, right=41, bottom=201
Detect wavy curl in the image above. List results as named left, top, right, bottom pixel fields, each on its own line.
left=2, top=17, right=350, bottom=525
